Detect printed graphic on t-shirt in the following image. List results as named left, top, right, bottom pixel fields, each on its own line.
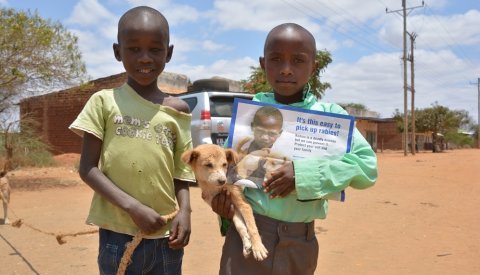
left=113, top=114, right=177, bottom=150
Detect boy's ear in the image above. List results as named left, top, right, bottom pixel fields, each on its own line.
left=113, top=43, right=122, bottom=61
left=166, top=45, right=174, bottom=63
left=259, top=56, right=266, bottom=71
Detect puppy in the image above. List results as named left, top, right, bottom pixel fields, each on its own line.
left=0, top=171, right=10, bottom=225
left=181, top=144, right=268, bottom=261
left=236, top=148, right=290, bottom=182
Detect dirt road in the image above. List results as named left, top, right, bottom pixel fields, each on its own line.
left=1, top=149, right=479, bottom=274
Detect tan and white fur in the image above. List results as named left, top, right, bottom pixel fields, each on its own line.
left=235, top=148, right=290, bottom=182
left=0, top=170, right=10, bottom=225
left=181, top=144, right=268, bottom=261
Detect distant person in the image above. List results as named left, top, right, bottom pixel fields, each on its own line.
left=69, top=6, right=195, bottom=275
left=212, top=23, right=378, bottom=275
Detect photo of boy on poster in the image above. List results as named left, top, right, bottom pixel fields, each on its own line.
left=228, top=98, right=355, bottom=201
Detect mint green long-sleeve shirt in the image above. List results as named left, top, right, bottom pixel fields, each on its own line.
left=241, top=92, right=377, bottom=222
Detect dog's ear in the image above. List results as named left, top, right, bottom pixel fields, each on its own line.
left=225, top=149, right=238, bottom=165
left=181, top=149, right=199, bottom=165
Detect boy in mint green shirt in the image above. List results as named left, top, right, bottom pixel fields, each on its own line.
left=212, top=23, right=377, bottom=275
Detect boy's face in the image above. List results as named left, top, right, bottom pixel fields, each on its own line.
left=113, top=14, right=173, bottom=89
left=260, top=28, right=317, bottom=100
left=252, top=115, right=283, bottom=148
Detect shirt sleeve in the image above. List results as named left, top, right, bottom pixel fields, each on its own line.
left=173, top=112, right=196, bottom=182
left=68, top=91, right=106, bottom=140
left=294, top=127, right=378, bottom=200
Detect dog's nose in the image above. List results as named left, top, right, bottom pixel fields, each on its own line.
left=218, top=179, right=226, bottom=185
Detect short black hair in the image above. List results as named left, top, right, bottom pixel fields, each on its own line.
left=117, top=6, right=170, bottom=44
left=264, top=23, right=316, bottom=56
left=252, top=106, right=283, bottom=128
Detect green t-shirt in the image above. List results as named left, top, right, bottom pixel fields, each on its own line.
left=220, top=91, right=378, bottom=235
left=70, top=84, right=195, bottom=237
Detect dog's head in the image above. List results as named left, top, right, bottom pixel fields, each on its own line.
left=181, top=144, right=238, bottom=186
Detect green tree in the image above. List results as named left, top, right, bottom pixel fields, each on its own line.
left=242, top=50, right=332, bottom=99
left=394, top=103, right=472, bottom=152
left=0, top=8, right=87, bottom=115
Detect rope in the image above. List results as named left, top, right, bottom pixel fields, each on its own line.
left=8, top=204, right=178, bottom=275
left=116, top=210, right=178, bottom=275
left=10, top=219, right=98, bottom=244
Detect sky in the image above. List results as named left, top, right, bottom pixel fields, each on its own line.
left=2, top=0, right=479, bottom=122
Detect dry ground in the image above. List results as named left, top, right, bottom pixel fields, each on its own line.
left=0, top=149, right=479, bottom=275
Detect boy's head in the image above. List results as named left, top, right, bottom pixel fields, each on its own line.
left=113, top=6, right=173, bottom=89
left=251, top=106, right=283, bottom=148
left=260, top=23, right=318, bottom=103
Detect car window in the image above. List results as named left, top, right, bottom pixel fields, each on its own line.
left=210, top=96, right=250, bottom=117
left=182, top=97, right=198, bottom=113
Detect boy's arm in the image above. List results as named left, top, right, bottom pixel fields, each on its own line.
left=168, top=178, right=192, bottom=249
left=294, top=128, right=378, bottom=200
left=78, top=132, right=168, bottom=234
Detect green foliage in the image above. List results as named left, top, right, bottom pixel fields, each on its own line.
left=444, top=130, right=473, bottom=148
left=0, top=8, right=87, bottom=115
left=393, top=103, right=474, bottom=151
left=242, top=50, right=332, bottom=99
left=339, top=103, right=368, bottom=111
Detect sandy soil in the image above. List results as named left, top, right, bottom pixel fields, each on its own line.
left=0, top=149, right=479, bottom=275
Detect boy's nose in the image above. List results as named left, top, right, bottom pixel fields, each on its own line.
left=280, top=62, right=293, bottom=75
left=138, top=50, right=152, bottom=63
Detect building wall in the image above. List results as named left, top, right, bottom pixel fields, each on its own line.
left=19, top=72, right=188, bottom=154
left=355, top=119, right=378, bottom=151
left=377, top=120, right=403, bottom=151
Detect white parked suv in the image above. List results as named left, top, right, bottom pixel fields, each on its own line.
left=177, top=79, right=253, bottom=147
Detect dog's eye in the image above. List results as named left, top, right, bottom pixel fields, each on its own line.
left=205, top=163, right=213, bottom=168
left=222, top=163, right=227, bottom=168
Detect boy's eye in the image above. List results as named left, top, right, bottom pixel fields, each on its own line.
left=294, top=57, right=305, bottom=63
left=151, top=48, right=163, bottom=53
left=128, top=47, right=140, bottom=52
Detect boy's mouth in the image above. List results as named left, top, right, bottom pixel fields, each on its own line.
left=276, top=80, right=296, bottom=84
left=138, top=68, right=155, bottom=74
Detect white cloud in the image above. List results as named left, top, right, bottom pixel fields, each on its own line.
left=66, top=0, right=115, bottom=26
left=168, top=56, right=257, bottom=82
left=126, top=0, right=200, bottom=26
left=323, top=48, right=479, bottom=119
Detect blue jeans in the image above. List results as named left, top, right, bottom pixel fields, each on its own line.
left=98, top=228, right=184, bottom=275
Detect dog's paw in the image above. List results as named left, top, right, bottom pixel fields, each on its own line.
left=251, top=242, right=268, bottom=261
left=1, top=218, right=9, bottom=225
left=241, top=238, right=252, bottom=258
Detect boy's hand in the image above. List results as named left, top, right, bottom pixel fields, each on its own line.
left=211, top=189, right=235, bottom=219
left=168, top=208, right=191, bottom=249
left=128, top=202, right=168, bottom=234
left=263, top=161, right=295, bottom=198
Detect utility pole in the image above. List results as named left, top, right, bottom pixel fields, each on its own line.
left=407, top=32, right=417, bottom=155
left=387, top=1, right=424, bottom=156
left=472, top=78, right=480, bottom=149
